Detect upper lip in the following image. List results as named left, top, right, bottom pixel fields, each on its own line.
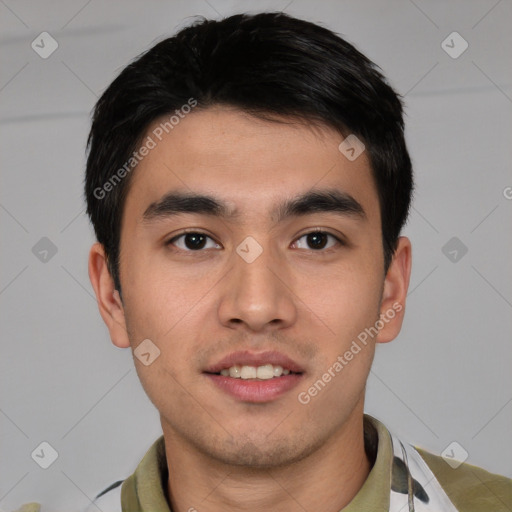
left=204, top=350, right=305, bottom=374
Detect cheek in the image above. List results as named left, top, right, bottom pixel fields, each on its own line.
left=298, top=259, right=382, bottom=340
left=120, top=256, right=221, bottom=402
left=120, top=245, right=213, bottom=336
left=296, top=268, right=380, bottom=414
left=122, top=280, right=207, bottom=412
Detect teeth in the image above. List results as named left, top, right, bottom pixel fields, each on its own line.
left=256, top=364, right=274, bottom=380
left=240, top=366, right=257, bottom=379
left=219, top=364, right=293, bottom=379
left=229, top=365, right=241, bottom=378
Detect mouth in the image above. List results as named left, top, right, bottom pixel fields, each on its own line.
left=216, top=363, right=296, bottom=379
left=204, top=351, right=305, bottom=403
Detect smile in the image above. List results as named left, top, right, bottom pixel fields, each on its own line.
left=219, top=364, right=293, bottom=380
left=204, top=351, right=305, bottom=402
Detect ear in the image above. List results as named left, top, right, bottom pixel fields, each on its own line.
left=88, top=242, right=131, bottom=348
left=376, top=236, right=412, bottom=344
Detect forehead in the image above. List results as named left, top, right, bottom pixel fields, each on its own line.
left=123, top=107, right=380, bottom=224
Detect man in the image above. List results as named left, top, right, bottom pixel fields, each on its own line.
left=42, top=11, right=509, bottom=512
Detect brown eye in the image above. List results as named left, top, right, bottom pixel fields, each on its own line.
left=294, top=231, right=340, bottom=250
left=306, top=232, right=328, bottom=249
left=185, top=233, right=206, bottom=250
left=168, top=232, right=220, bottom=251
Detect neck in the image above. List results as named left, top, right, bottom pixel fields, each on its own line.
left=162, top=406, right=371, bottom=512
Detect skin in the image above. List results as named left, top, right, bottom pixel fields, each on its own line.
left=89, top=106, right=411, bottom=511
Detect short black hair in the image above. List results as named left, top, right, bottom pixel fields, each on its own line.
left=85, top=11, right=413, bottom=292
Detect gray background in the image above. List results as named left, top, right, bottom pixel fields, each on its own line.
left=1, top=0, right=511, bottom=510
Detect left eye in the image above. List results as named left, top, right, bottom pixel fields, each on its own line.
left=294, top=231, right=340, bottom=250
left=168, top=232, right=221, bottom=251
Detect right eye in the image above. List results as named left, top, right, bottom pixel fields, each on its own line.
left=166, top=232, right=221, bottom=252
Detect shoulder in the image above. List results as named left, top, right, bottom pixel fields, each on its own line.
left=415, top=446, right=512, bottom=512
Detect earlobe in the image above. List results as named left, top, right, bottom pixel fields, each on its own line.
left=88, top=242, right=131, bottom=348
left=376, top=237, right=412, bottom=344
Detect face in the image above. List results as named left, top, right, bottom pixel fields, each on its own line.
left=90, top=106, right=410, bottom=468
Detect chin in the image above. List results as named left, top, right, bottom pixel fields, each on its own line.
left=211, top=444, right=302, bottom=468
left=195, top=430, right=325, bottom=469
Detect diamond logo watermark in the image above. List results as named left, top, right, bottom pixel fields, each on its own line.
left=31, top=441, right=59, bottom=469
left=32, top=237, right=58, bottom=263
left=236, top=236, right=263, bottom=263
left=441, top=441, right=469, bottom=469
left=338, top=134, right=365, bottom=161
left=134, top=339, right=161, bottom=366
left=442, top=237, right=468, bottom=263
left=31, top=32, right=59, bottom=59
left=441, top=32, right=468, bottom=59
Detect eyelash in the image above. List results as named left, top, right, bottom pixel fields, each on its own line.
left=165, top=229, right=344, bottom=253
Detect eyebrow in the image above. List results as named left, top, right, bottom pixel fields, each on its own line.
left=142, top=188, right=366, bottom=224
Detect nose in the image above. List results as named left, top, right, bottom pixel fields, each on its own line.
left=217, top=243, right=298, bottom=333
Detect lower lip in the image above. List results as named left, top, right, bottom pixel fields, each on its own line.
left=205, top=373, right=303, bottom=403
